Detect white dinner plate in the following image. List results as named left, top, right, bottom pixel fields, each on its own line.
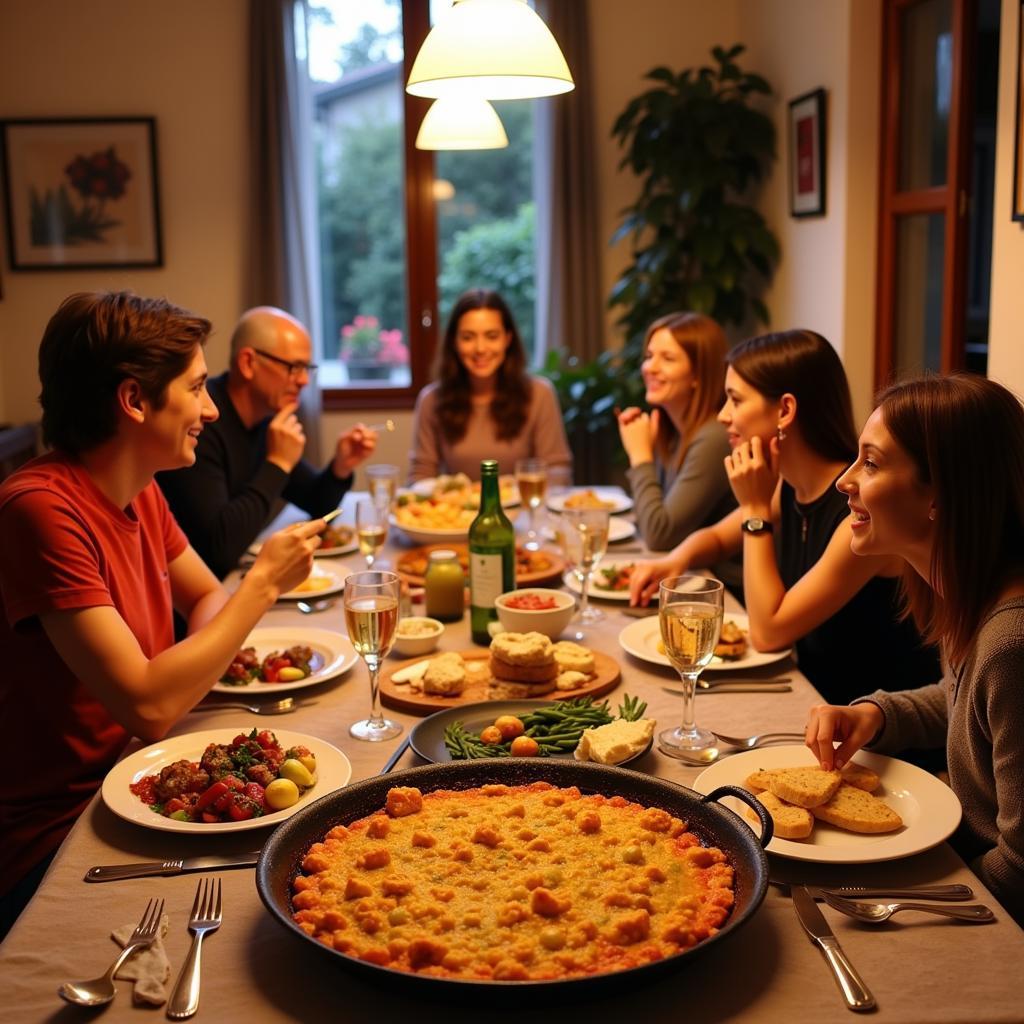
left=693, top=745, right=962, bottom=863
left=279, top=564, right=350, bottom=601
left=102, top=729, right=353, bottom=835
left=212, top=627, right=358, bottom=694
left=547, top=486, right=633, bottom=515
left=544, top=517, right=636, bottom=544
left=617, top=612, right=792, bottom=672
left=563, top=561, right=636, bottom=602
left=250, top=531, right=358, bottom=558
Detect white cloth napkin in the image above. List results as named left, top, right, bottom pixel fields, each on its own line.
left=111, top=913, right=171, bottom=1006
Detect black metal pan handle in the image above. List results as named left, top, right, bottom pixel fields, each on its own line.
left=702, top=785, right=774, bottom=848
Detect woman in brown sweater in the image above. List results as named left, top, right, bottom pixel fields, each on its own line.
left=806, top=374, right=1024, bottom=925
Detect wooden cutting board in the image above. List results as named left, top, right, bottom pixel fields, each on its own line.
left=395, top=543, right=565, bottom=588
left=380, top=648, right=621, bottom=716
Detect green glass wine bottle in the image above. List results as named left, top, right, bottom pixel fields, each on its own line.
left=468, top=459, right=515, bottom=643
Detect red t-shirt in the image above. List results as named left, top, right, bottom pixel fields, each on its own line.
left=0, top=453, right=188, bottom=893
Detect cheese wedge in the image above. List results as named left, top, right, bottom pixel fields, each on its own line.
left=391, top=659, right=431, bottom=685
left=574, top=719, right=655, bottom=766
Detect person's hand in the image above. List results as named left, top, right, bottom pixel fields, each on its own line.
left=724, top=434, right=778, bottom=516
left=333, top=423, right=377, bottom=478
left=265, top=402, right=306, bottom=473
left=629, top=552, right=683, bottom=607
left=805, top=702, right=885, bottom=770
left=617, top=407, right=659, bottom=467
left=250, top=519, right=322, bottom=597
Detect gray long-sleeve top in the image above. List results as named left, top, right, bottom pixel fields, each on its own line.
left=859, top=596, right=1024, bottom=925
left=626, top=418, right=740, bottom=587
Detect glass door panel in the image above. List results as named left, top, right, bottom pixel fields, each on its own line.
left=893, top=212, right=946, bottom=375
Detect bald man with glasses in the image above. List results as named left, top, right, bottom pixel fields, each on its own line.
left=158, top=306, right=376, bottom=578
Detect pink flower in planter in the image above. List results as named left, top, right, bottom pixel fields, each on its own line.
left=339, top=316, right=409, bottom=365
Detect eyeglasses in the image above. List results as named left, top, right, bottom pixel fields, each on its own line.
left=252, top=349, right=318, bottom=378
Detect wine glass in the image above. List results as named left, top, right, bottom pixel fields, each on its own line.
left=356, top=498, right=388, bottom=568
left=658, top=575, right=724, bottom=753
left=344, top=570, right=402, bottom=741
left=561, top=507, right=610, bottom=633
left=366, top=464, right=399, bottom=510
left=515, top=458, right=547, bottom=551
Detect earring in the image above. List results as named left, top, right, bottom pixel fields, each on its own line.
left=776, top=425, right=787, bottom=442
left=929, top=509, right=936, bottom=521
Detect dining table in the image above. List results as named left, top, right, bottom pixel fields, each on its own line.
left=1, top=490, right=1020, bottom=1023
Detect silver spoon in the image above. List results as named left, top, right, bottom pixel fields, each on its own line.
left=298, top=598, right=337, bottom=614
left=189, top=697, right=317, bottom=715
left=821, top=890, right=995, bottom=924
left=657, top=742, right=729, bottom=765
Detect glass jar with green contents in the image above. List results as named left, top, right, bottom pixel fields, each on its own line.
left=424, top=549, right=466, bottom=622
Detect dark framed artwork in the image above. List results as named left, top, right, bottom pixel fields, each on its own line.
left=788, top=88, right=826, bottom=218
left=1014, top=1, right=1024, bottom=221
left=0, top=116, right=162, bottom=269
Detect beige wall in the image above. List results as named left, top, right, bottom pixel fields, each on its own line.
left=0, top=0, right=249, bottom=425
left=988, top=0, right=1024, bottom=395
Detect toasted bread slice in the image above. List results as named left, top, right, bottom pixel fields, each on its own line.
left=840, top=761, right=881, bottom=793
left=750, top=791, right=814, bottom=840
left=744, top=768, right=778, bottom=793
left=767, top=767, right=842, bottom=808
left=810, top=782, right=903, bottom=833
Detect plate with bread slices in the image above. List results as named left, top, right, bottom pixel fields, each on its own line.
left=692, top=745, right=962, bottom=863
left=617, top=612, right=791, bottom=671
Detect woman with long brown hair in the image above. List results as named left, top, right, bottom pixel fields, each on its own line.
left=806, top=373, right=1024, bottom=924
left=630, top=329, right=940, bottom=704
left=409, top=289, right=571, bottom=480
left=617, top=312, right=736, bottom=571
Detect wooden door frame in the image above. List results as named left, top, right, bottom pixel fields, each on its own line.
left=875, top=0, right=977, bottom=386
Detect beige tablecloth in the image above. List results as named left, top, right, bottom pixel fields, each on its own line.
left=1, top=497, right=1020, bottom=1022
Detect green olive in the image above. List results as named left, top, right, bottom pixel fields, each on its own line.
left=265, top=778, right=300, bottom=810
left=279, top=758, right=316, bottom=789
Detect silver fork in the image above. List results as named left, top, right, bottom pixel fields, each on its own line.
left=58, top=898, right=165, bottom=1006
left=821, top=889, right=996, bottom=924
left=711, top=729, right=805, bottom=749
left=189, top=697, right=317, bottom=715
left=166, top=878, right=223, bottom=1020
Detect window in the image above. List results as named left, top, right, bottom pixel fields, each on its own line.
left=307, top=0, right=537, bottom=407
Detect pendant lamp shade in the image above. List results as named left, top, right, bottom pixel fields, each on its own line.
left=415, top=96, right=509, bottom=150
left=407, top=0, right=574, bottom=101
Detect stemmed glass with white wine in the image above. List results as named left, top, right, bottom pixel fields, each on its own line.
left=344, top=570, right=402, bottom=741
left=515, top=458, right=547, bottom=551
left=658, top=575, right=724, bottom=753
left=356, top=498, right=388, bottom=569
left=561, top=507, right=610, bottom=635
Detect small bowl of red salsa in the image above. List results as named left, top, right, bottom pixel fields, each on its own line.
left=495, top=587, right=575, bottom=639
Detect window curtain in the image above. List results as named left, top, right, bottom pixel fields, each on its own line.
left=533, top=0, right=606, bottom=481
left=248, top=0, right=323, bottom=463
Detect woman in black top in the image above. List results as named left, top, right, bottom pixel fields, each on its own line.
left=630, top=329, right=939, bottom=704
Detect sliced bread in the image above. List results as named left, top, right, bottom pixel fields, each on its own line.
left=840, top=761, right=881, bottom=793
left=753, top=791, right=814, bottom=840
left=810, top=782, right=903, bottom=834
left=744, top=768, right=778, bottom=793
left=767, top=766, right=842, bottom=808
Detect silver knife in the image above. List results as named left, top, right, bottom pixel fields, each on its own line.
left=84, top=853, right=259, bottom=883
left=791, top=884, right=876, bottom=1012
left=775, top=880, right=975, bottom=902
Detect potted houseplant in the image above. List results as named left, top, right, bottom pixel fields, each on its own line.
left=544, top=45, right=779, bottom=479
left=340, top=315, right=409, bottom=381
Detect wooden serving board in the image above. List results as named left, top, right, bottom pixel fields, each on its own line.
left=395, top=543, right=565, bottom=588
left=380, top=648, right=621, bottom=716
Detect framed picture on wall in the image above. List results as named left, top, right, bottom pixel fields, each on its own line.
left=788, top=88, right=826, bottom=218
left=1013, top=1, right=1024, bottom=221
left=0, top=117, right=162, bottom=270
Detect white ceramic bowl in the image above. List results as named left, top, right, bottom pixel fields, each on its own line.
left=494, top=588, right=576, bottom=639
left=389, top=514, right=468, bottom=547
left=392, top=617, right=444, bottom=657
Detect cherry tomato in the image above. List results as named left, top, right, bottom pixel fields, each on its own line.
left=201, top=811, right=220, bottom=824
left=226, top=794, right=261, bottom=821
left=510, top=735, right=540, bottom=757
left=479, top=725, right=504, bottom=745
left=243, top=782, right=266, bottom=809
left=165, top=797, right=186, bottom=814
left=255, top=730, right=277, bottom=749
left=494, top=715, right=525, bottom=741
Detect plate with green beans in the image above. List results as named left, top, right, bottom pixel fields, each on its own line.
left=409, top=695, right=652, bottom=765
